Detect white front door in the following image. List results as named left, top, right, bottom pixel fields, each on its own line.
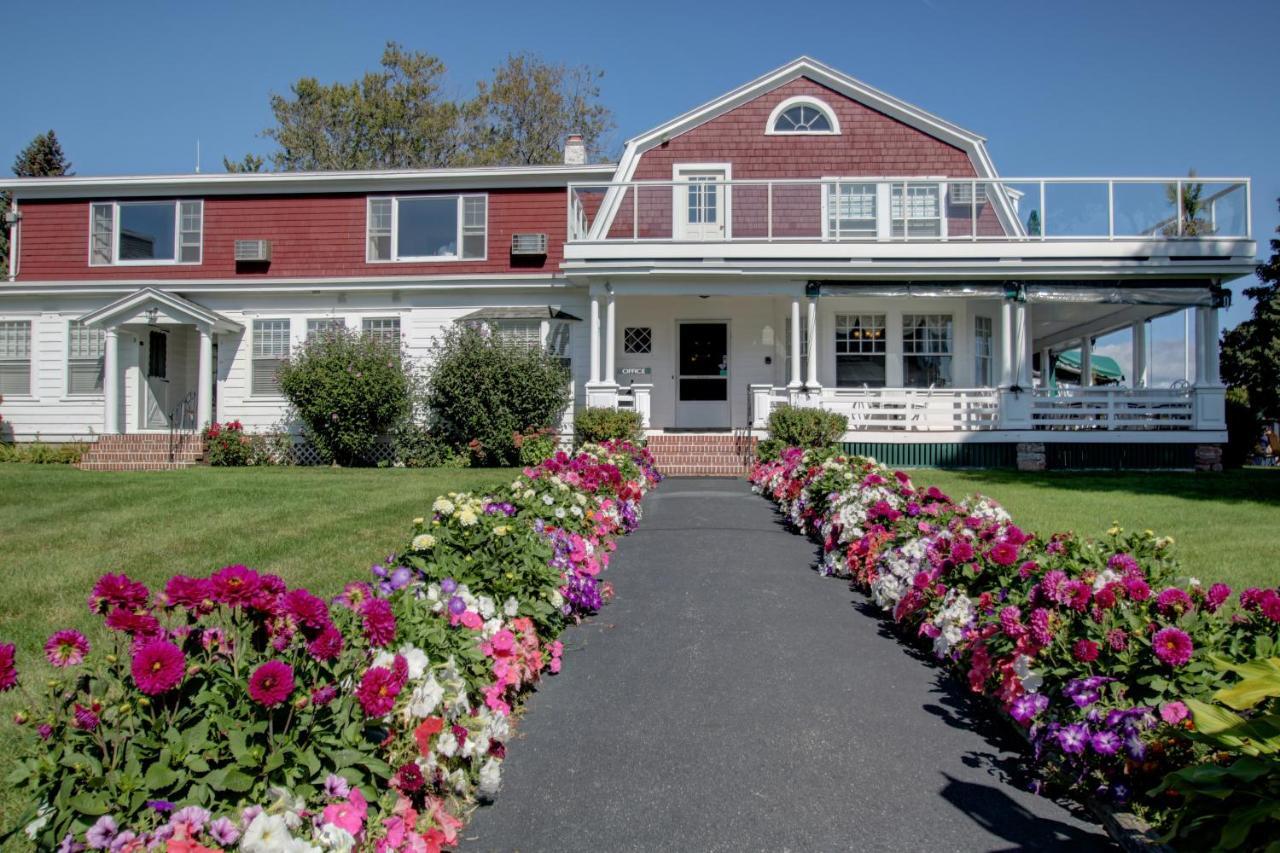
left=676, top=168, right=728, bottom=240
left=675, top=321, right=730, bottom=428
left=141, top=329, right=170, bottom=430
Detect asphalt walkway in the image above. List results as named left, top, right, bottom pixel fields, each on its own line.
left=463, top=478, right=1113, bottom=852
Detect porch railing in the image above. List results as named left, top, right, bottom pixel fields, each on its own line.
left=1029, top=386, right=1195, bottom=431
left=567, top=177, right=1251, bottom=243
left=168, top=390, right=198, bottom=462
left=786, top=387, right=1000, bottom=432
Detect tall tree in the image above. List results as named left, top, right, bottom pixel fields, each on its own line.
left=223, top=153, right=265, bottom=173
left=467, top=53, right=614, bottom=165
left=1220, top=197, right=1280, bottom=419
left=2, top=131, right=73, bottom=277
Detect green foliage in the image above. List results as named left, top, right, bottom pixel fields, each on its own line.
left=391, top=423, right=470, bottom=469
left=517, top=428, right=559, bottom=467
left=1162, top=169, right=1215, bottom=237
left=1221, top=197, right=1280, bottom=420
left=423, top=325, right=570, bottom=466
left=278, top=326, right=412, bottom=466
left=1224, top=390, right=1259, bottom=469
left=1156, top=657, right=1280, bottom=851
left=572, top=408, right=642, bottom=447
left=765, top=404, right=847, bottom=450
left=469, top=53, right=615, bottom=165
left=3, top=129, right=72, bottom=280
left=202, top=421, right=254, bottom=467
left=0, top=441, right=86, bottom=464
left=227, top=43, right=613, bottom=170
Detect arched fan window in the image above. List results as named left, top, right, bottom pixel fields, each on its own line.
left=768, top=97, right=840, bottom=135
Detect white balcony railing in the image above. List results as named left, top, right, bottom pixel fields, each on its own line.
left=1030, top=386, right=1194, bottom=430
left=568, top=177, right=1251, bottom=244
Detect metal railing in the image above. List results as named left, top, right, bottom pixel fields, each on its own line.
left=168, top=390, right=198, bottom=462
left=567, top=177, right=1251, bottom=244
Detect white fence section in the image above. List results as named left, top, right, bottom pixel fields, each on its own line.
left=1030, top=387, right=1195, bottom=431
left=799, top=388, right=999, bottom=432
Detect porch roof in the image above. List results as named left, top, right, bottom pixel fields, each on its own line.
left=79, top=287, right=242, bottom=334
left=458, top=306, right=582, bottom=322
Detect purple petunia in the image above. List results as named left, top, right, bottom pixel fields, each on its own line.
left=1090, top=730, right=1121, bottom=756
left=1009, top=692, right=1049, bottom=725
left=85, top=815, right=117, bottom=848
left=1057, top=723, right=1089, bottom=755
left=207, top=817, right=240, bottom=846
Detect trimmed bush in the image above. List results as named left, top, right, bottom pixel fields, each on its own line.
left=516, top=428, right=559, bottom=467
left=573, top=407, right=643, bottom=447
left=765, top=404, right=847, bottom=451
left=424, top=325, right=570, bottom=466
left=278, top=326, right=413, bottom=466
left=390, top=422, right=470, bottom=468
left=202, top=420, right=254, bottom=467
left=0, top=441, right=87, bottom=464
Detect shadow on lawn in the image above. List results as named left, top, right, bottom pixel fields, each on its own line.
left=927, top=467, right=1280, bottom=507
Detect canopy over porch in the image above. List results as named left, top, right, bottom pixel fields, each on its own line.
left=79, top=288, right=241, bottom=434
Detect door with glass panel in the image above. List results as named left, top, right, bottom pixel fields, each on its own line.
left=141, top=330, right=170, bottom=429
left=676, top=169, right=727, bottom=241
left=675, top=321, right=730, bottom=428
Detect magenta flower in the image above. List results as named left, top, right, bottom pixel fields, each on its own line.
left=163, top=575, right=216, bottom=614
left=307, top=625, right=344, bottom=661
left=312, top=683, right=339, bottom=706
left=1072, top=638, right=1100, bottom=663
left=209, top=564, right=261, bottom=607
left=44, top=629, right=90, bottom=668
left=1155, top=587, right=1193, bottom=617
left=356, top=663, right=404, bottom=717
left=248, top=660, right=295, bottom=708
left=284, top=588, right=331, bottom=630
left=1106, top=629, right=1129, bottom=651
left=73, top=702, right=100, bottom=731
left=88, top=573, right=150, bottom=615
left=987, top=541, right=1019, bottom=566
left=1204, top=583, right=1232, bottom=613
left=130, top=639, right=185, bottom=695
left=1160, top=700, right=1190, bottom=725
left=361, top=598, right=397, bottom=648
left=1152, top=627, right=1194, bottom=667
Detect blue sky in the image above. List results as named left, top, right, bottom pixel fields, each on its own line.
left=5, top=0, right=1275, bottom=369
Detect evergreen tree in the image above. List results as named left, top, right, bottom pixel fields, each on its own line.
left=2, top=131, right=72, bottom=277
left=1220, top=197, right=1280, bottom=419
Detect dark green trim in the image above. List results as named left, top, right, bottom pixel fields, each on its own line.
left=1044, top=443, right=1196, bottom=471
left=840, top=442, right=1016, bottom=469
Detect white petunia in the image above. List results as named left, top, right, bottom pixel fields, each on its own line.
left=406, top=676, right=445, bottom=718
left=315, top=824, right=356, bottom=852
left=477, top=596, right=496, bottom=620
left=241, top=813, right=294, bottom=853
left=1012, top=654, right=1043, bottom=693
left=477, top=757, right=503, bottom=801
left=397, top=645, right=429, bottom=680
left=503, top=596, right=519, bottom=617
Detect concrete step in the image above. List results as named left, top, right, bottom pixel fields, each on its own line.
left=77, top=461, right=199, bottom=471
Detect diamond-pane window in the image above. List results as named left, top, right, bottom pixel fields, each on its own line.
left=623, top=327, right=652, bottom=354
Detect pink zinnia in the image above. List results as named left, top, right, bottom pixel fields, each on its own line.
left=1160, top=700, right=1190, bottom=726
left=248, top=660, right=295, bottom=708
left=88, top=573, right=150, bottom=615
left=0, top=643, right=17, bottom=692
left=1155, top=587, right=1193, bottom=617
left=987, top=541, right=1019, bottom=566
left=1029, top=608, right=1054, bottom=646
left=285, top=589, right=331, bottom=631
left=105, top=607, right=161, bottom=637
left=1106, top=628, right=1129, bottom=651
left=210, top=564, right=261, bottom=607
left=74, top=701, right=101, bottom=731
left=361, top=598, right=396, bottom=648
left=131, top=639, right=185, bottom=695
left=1152, top=627, right=1194, bottom=667
left=1072, top=638, right=1100, bottom=663
left=163, top=575, right=216, bottom=614
left=356, top=662, right=405, bottom=717
left=307, top=625, right=344, bottom=661
left=45, top=629, right=90, bottom=668
left=1204, top=583, right=1232, bottom=613
left=1123, top=577, right=1151, bottom=602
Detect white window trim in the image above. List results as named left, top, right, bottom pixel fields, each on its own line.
left=250, top=318, right=291, bottom=399
left=974, top=315, right=994, bottom=387
left=366, top=194, right=488, bottom=264
left=820, top=177, right=948, bottom=240
left=305, top=317, right=347, bottom=339
left=88, top=200, right=204, bottom=267
left=765, top=96, right=841, bottom=136
left=672, top=163, right=732, bottom=241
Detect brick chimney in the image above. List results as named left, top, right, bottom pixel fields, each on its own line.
left=563, top=133, right=586, bottom=166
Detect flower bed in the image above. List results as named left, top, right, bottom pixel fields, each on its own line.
left=1, top=440, right=660, bottom=851
left=750, top=446, right=1280, bottom=845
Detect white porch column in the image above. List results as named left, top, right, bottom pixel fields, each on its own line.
left=788, top=296, right=802, bottom=389
left=588, top=291, right=601, bottom=384
left=1039, top=347, right=1052, bottom=388
left=197, top=326, right=214, bottom=428
left=102, top=328, right=120, bottom=434
left=1081, top=334, right=1094, bottom=387
left=1205, top=305, right=1221, bottom=385
left=805, top=295, right=820, bottom=390
left=999, top=299, right=1014, bottom=387
left=1194, top=306, right=1212, bottom=385
left=1015, top=301, right=1032, bottom=388
left=604, top=289, right=617, bottom=386
left=1131, top=320, right=1149, bottom=388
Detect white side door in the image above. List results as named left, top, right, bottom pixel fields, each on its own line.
left=675, top=167, right=729, bottom=241
left=141, top=329, right=170, bottom=430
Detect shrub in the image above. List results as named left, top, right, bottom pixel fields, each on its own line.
left=391, top=422, right=470, bottom=468
left=573, top=407, right=642, bottom=447
left=202, top=420, right=254, bottom=466
left=765, top=404, right=847, bottom=450
left=0, top=440, right=87, bottom=464
left=516, top=428, right=559, bottom=467
left=1224, top=389, right=1259, bottom=468
left=278, top=326, right=413, bottom=466
left=424, top=325, right=570, bottom=466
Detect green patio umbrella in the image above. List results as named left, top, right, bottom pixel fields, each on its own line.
left=1052, top=349, right=1125, bottom=386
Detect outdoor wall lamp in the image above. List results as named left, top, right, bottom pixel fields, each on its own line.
left=145, top=308, right=159, bottom=324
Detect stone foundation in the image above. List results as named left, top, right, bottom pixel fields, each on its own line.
left=1016, top=442, right=1047, bottom=472
left=1194, top=444, right=1223, bottom=472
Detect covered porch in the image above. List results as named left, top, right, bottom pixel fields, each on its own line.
left=80, top=288, right=241, bottom=435
left=580, top=279, right=1228, bottom=441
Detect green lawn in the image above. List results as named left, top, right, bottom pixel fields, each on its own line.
left=915, top=467, right=1280, bottom=590
left=0, top=463, right=515, bottom=835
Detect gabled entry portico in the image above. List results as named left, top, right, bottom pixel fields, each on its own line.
left=79, top=288, right=242, bottom=434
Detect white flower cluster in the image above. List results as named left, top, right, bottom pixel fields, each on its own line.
left=929, top=588, right=976, bottom=657
left=870, top=536, right=931, bottom=610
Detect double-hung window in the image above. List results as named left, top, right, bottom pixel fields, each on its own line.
left=252, top=319, right=290, bottom=397
left=0, top=321, right=32, bottom=396
left=974, top=316, right=993, bottom=387
left=362, top=317, right=401, bottom=345
left=306, top=318, right=345, bottom=340
left=68, top=320, right=105, bottom=395
left=367, top=195, right=487, bottom=262
left=490, top=319, right=542, bottom=349
left=834, top=314, right=886, bottom=387
left=825, top=183, right=878, bottom=238
left=903, top=314, right=953, bottom=387
left=90, top=200, right=203, bottom=265
left=891, top=184, right=943, bottom=238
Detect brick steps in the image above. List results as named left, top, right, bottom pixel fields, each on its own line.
left=646, top=432, right=756, bottom=478
left=77, top=434, right=204, bottom=472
